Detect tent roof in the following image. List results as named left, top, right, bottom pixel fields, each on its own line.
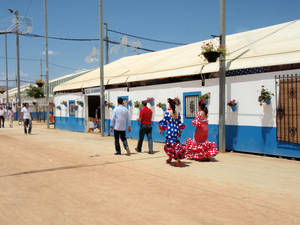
left=54, top=20, right=300, bottom=92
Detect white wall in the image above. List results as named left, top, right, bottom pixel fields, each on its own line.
left=104, top=68, right=300, bottom=128
left=54, top=93, right=85, bottom=118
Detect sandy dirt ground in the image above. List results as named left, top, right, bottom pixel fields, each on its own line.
left=0, top=122, right=300, bottom=225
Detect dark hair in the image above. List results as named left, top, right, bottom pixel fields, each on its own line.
left=142, top=100, right=147, bottom=107
left=199, top=101, right=208, bottom=116
left=168, top=98, right=176, bottom=113
left=117, top=97, right=123, bottom=105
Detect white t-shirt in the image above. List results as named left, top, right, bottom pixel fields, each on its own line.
left=0, top=109, right=5, bottom=116
left=21, top=107, right=31, bottom=119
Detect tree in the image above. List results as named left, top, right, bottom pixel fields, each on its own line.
left=26, top=84, right=44, bottom=98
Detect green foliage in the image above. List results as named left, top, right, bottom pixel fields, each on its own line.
left=258, top=86, right=274, bottom=104
left=134, top=101, right=141, bottom=108
left=26, top=84, right=44, bottom=99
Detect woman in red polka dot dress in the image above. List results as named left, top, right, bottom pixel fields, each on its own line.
left=186, top=99, right=218, bottom=160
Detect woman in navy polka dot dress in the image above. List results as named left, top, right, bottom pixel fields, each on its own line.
left=159, top=98, right=186, bottom=166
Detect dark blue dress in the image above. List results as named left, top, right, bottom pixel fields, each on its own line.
left=159, top=111, right=186, bottom=159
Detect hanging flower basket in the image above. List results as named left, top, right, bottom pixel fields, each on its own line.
left=35, top=79, right=45, bottom=87
left=61, top=101, right=67, bottom=106
left=134, top=101, right=141, bottom=109
left=227, top=99, right=238, bottom=111
left=74, top=105, right=79, bottom=111
left=56, top=105, right=61, bottom=110
left=203, top=51, right=220, bottom=62
left=146, top=97, right=155, bottom=106
left=127, top=100, right=132, bottom=107
left=76, top=100, right=84, bottom=107
left=157, top=102, right=167, bottom=111
left=258, top=85, right=274, bottom=106
left=174, top=97, right=181, bottom=106
left=199, top=92, right=211, bottom=105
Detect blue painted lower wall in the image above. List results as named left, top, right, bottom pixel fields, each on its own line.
left=55, top=118, right=300, bottom=158
left=54, top=116, right=85, bottom=132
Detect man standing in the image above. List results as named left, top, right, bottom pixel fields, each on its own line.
left=0, top=105, right=5, bottom=128
left=135, top=100, right=153, bottom=154
left=21, top=103, right=32, bottom=135
left=110, top=97, right=131, bottom=155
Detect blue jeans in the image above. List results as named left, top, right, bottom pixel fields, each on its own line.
left=137, top=124, right=153, bottom=153
left=114, top=130, right=128, bottom=154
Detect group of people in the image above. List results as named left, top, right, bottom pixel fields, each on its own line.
left=0, top=104, right=14, bottom=128
left=109, top=97, right=218, bottom=166
left=0, top=103, right=33, bottom=135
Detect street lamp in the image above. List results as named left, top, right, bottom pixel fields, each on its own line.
left=8, top=9, right=21, bottom=122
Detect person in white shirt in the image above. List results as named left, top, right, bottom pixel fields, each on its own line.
left=7, top=107, right=14, bottom=128
left=0, top=105, right=6, bottom=128
left=21, top=103, right=32, bottom=135
left=109, top=98, right=131, bottom=155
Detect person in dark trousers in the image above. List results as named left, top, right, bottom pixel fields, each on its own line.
left=109, top=97, right=131, bottom=155
left=21, top=103, right=32, bottom=135
left=135, top=100, right=154, bottom=154
left=0, top=105, right=6, bottom=128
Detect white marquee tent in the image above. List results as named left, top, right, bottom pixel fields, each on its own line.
left=54, top=20, right=300, bottom=92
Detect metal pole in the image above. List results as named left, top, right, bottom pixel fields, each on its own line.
left=44, top=0, right=50, bottom=128
left=218, top=0, right=226, bottom=152
left=40, top=58, right=43, bottom=80
left=15, top=11, right=21, bottom=122
left=5, top=33, right=9, bottom=108
left=104, top=22, right=109, bottom=64
left=99, top=0, right=105, bottom=136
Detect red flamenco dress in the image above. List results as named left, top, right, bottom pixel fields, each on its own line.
left=159, top=111, right=186, bottom=160
left=186, top=112, right=218, bottom=160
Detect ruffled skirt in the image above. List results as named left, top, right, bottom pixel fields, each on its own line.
left=164, top=141, right=186, bottom=160
left=186, top=138, right=218, bottom=160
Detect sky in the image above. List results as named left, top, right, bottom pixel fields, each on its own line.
left=0, top=0, right=299, bottom=89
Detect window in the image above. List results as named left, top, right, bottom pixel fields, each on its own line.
left=69, top=102, right=75, bottom=116
left=185, top=95, right=199, bottom=118
left=276, top=74, right=300, bottom=144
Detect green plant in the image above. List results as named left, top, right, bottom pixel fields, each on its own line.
left=77, top=100, right=84, bottom=106
left=61, top=100, right=67, bottom=105
left=35, top=79, right=45, bottom=87
left=26, top=84, right=44, bottom=99
left=258, top=85, right=274, bottom=105
left=200, top=42, right=226, bottom=56
left=156, top=102, right=166, bottom=108
left=134, top=101, right=141, bottom=108
left=108, top=102, right=114, bottom=108
left=199, top=92, right=211, bottom=100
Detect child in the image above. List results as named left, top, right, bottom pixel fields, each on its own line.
left=159, top=98, right=186, bottom=166
left=186, top=99, right=218, bottom=160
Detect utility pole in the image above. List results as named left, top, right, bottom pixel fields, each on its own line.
left=5, top=33, right=9, bottom=108
left=15, top=10, right=21, bottom=122
left=218, top=0, right=226, bottom=152
left=104, top=22, right=109, bottom=64
left=44, top=0, right=50, bottom=128
left=99, top=0, right=105, bottom=136
left=40, top=58, right=43, bottom=80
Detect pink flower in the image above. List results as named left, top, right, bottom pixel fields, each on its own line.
left=261, top=85, right=264, bottom=88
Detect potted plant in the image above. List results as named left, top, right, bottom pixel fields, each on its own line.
left=146, top=97, right=155, bottom=106
left=174, top=97, right=181, bottom=106
left=200, top=42, right=226, bottom=62
left=74, top=105, right=79, bottom=111
left=126, top=100, right=132, bottom=107
left=35, top=79, right=45, bottom=87
left=134, top=101, right=141, bottom=109
left=108, top=102, right=114, bottom=109
left=76, top=100, right=84, bottom=107
left=56, top=105, right=61, bottom=110
left=199, top=92, right=211, bottom=105
left=157, top=102, right=167, bottom=111
left=258, top=85, right=274, bottom=106
left=61, top=100, right=67, bottom=106
left=227, top=99, right=238, bottom=111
